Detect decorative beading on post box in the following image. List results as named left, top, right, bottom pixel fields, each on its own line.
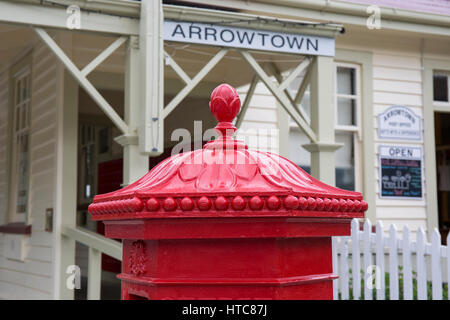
left=88, top=83, right=367, bottom=300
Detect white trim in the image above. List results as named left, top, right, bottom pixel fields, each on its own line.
left=433, top=101, right=450, bottom=108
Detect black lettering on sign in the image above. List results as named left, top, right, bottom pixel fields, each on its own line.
left=258, top=33, right=269, bottom=46
left=204, top=27, right=217, bottom=41
left=172, top=24, right=186, bottom=38
left=189, top=26, right=202, bottom=40
left=271, top=35, right=285, bottom=48
left=306, top=38, right=318, bottom=51
left=165, top=22, right=332, bottom=56
left=388, top=147, right=414, bottom=158
left=236, top=31, right=255, bottom=45
left=286, top=37, right=304, bottom=50
left=220, top=29, right=235, bottom=43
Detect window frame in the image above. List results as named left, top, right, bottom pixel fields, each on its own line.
left=334, top=62, right=362, bottom=137
left=433, top=71, right=450, bottom=107
left=333, top=62, right=363, bottom=192
left=8, top=59, right=32, bottom=224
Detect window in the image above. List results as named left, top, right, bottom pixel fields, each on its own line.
left=434, top=73, right=449, bottom=103
left=334, top=63, right=361, bottom=191
left=336, top=66, right=357, bottom=127
left=9, top=66, right=31, bottom=222
left=79, top=123, right=96, bottom=203
left=288, top=63, right=362, bottom=191
left=77, top=123, right=115, bottom=205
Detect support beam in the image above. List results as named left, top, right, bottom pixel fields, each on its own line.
left=277, top=102, right=290, bottom=158
left=302, top=56, right=342, bottom=185
left=266, top=62, right=310, bottom=125
left=240, top=50, right=317, bottom=143
left=81, top=36, right=128, bottom=77
left=163, top=48, right=228, bottom=119
left=279, top=58, right=310, bottom=91
left=115, top=36, right=149, bottom=186
left=54, top=68, right=78, bottom=300
left=292, top=62, right=313, bottom=123
left=294, top=62, right=312, bottom=105
left=235, top=75, right=259, bottom=129
left=87, top=248, right=101, bottom=300
left=34, top=27, right=129, bottom=134
left=139, top=0, right=164, bottom=156
left=267, top=62, right=313, bottom=127
left=164, top=51, right=191, bottom=85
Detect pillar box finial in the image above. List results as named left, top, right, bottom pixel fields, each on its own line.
left=209, top=83, right=240, bottom=138
left=88, top=83, right=367, bottom=300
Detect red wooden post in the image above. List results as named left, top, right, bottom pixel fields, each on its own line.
left=88, top=83, right=367, bottom=300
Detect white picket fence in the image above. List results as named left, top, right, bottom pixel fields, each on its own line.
left=332, top=219, right=450, bottom=300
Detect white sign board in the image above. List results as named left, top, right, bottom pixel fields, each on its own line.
left=379, top=145, right=422, bottom=159
left=163, top=20, right=335, bottom=56
left=379, top=145, right=423, bottom=199
left=378, top=105, right=422, bottom=141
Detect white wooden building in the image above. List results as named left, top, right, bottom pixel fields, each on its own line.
left=0, top=0, right=449, bottom=299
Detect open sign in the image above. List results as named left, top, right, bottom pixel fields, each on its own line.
left=380, top=146, right=422, bottom=159
left=379, top=145, right=423, bottom=199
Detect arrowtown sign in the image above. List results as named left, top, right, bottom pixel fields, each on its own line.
left=163, top=20, right=335, bottom=56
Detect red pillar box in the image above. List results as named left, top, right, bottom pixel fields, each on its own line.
left=88, top=84, right=367, bottom=300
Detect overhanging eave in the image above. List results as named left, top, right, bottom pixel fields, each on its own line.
left=0, top=1, right=343, bottom=38
left=163, top=4, right=344, bottom=38
left=0, top=0, right=139, bottom=35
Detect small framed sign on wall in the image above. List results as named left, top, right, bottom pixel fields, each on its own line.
left=378, top=105, right=422, bottom=141
left=379, top=145, right=423, bottom=199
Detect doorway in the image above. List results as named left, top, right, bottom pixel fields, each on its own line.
left=434, top=112, right=450, bottom=244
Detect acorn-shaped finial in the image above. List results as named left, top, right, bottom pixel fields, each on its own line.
left=209, top=84, right=241, bottom=123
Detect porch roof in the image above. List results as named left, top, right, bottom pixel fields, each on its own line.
left=2, top=1, right=343, bottom=38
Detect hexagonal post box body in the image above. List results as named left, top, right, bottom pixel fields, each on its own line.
left=89, top=84, right=367, bottom=300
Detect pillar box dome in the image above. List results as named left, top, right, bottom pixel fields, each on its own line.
left=89, top=83, right=367, bottom=300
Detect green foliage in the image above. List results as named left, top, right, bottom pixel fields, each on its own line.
left=338, top=267, right=449, bottom=300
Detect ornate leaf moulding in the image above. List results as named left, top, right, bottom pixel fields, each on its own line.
left=88, top=194, right=367, bottom=220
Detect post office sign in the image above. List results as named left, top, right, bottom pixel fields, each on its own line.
left=378, top=105, right=422, bottom=141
